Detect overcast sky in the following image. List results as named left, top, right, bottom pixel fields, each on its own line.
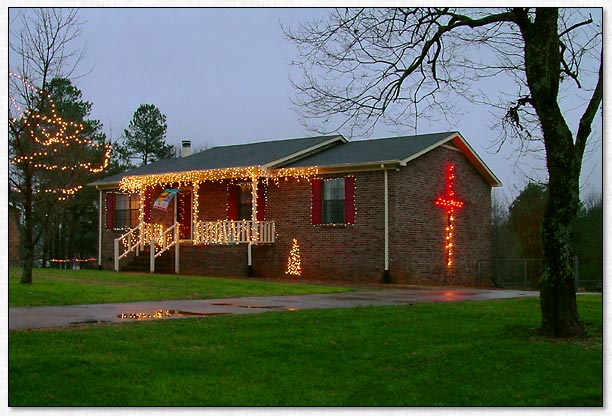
left=8, top=7, right=604, bottom=203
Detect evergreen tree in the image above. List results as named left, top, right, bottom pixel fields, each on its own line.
left=120, top=104, right=173, bottom=167
left=574, top=193, right=603, bottom=288
left=42, top=78, right=109, bottom=267
left=9, top=74, right=111, bottom=283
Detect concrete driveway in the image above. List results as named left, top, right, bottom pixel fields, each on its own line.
left=9, top=288, right=539, bottom=330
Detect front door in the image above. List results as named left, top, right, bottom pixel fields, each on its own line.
left=176, top=191, right=192, bottom=240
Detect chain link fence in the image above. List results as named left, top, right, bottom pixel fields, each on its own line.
left=477, top=257, right=602, bottom=292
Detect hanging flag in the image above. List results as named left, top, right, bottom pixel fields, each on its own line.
left=153, top=189, right=179, bottom=211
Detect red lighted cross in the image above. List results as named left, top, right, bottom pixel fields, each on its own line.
left=434, top=164, right=464, bottom=268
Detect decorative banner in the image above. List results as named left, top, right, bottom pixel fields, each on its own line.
left=153, top=189, right=179, bottom=211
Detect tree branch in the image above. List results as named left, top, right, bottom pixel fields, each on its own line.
left=575, top=47, right=603, bottom=161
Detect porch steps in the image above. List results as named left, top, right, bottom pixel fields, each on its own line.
left=122, top=250, right=175, bottom=274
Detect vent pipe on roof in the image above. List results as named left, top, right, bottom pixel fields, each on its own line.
left=181, top=140, right=192, bottom=157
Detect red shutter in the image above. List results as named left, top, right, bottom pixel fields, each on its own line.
left=256, top=180, right=266, bottom=221
left=311, top=179, right=323, bottom=225
left=227, top=184, right=238, bottom=220
left=144, top=189, right=152, bottom=223
left=105, top=193, right=115, bottom=230
left=344, top=176, right=355, bottom=224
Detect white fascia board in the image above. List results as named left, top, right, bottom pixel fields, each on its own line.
left=262, top=135, right=348, bottom=169
left=91, top=182, right=120, bottom=190
left=313, top=160, right=401, bottom=175
left=450, top=133, right=502, bottom=187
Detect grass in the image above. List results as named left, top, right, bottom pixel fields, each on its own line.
left=8, top=267, right=353, bottom=307
left=8, top=295, right=602, bottom=406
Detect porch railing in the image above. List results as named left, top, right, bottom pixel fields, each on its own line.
left=114, top=222, right=179, bottom=272
left=114, top=224, right=144, bottom=272
left=150, top=222, right=180, bottom=274
left=193, top=220, right=276, bottom=245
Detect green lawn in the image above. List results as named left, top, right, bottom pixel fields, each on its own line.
left=9, top=295, right=602, bottom=406
left=8, top=267, right=353, bottom=307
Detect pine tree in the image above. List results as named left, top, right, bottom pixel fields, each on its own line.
left=9, top=74, right=111, bottom=283
left=120, top=104, right=173, bottom=167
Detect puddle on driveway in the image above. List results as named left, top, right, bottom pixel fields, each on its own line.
left=212, top=302, right=298, bottom=311
left=117, top=310, right=232, bottom=320
left=70, top=319, right=110, bottom=325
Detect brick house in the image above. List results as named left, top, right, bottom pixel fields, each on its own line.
left=90, top=132, right=501, bottom=286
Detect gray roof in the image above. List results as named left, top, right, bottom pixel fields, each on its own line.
left=90, top=131, right=501, bottom=188
left=90, top=135, right=341, bottom=187
left=284, top=132, right=456, bottom=168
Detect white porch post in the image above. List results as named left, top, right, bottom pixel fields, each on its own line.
left=138, top=188, right=146, bottom=248
left=97, top=188, right=103, bottom=269
left=251, top=175, right=258, bottom=231
left=248, top=173, right=259, bottom=276
left=175, top=224, right=180, bottom=274
left=192, top=181, right=200, bottom=241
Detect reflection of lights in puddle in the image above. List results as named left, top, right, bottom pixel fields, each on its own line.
left=117, top=310, right=232, bottom=320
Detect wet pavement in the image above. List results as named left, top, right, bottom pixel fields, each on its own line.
left=9, top=288, right=539, bottom=330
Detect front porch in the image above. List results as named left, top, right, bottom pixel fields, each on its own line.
left=99, top=163, right=317, bottom=276
left=114, top=219, right=276, bottom=273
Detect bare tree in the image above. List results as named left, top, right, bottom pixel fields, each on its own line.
left=9, top=9, right=110, bottom=284
left=286, top=8, right=602, bottom=337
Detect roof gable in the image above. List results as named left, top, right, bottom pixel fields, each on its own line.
left=284, top=132, right=452, bottom=168
left=284, top=131, right=500, bottom=187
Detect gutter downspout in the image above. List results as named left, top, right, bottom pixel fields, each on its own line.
left=382, top=165, right=391, bottom=283
left=97, top=188, right=103, bottom=270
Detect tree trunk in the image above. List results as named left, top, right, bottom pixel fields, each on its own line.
left=20, top=173, right=33, bottom=284
left=539, top=155, right=585, bottom=337
left=517, top=8, right=586, bottom=337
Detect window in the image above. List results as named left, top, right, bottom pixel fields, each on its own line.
left=114, top=194, right=140, bottom=229
left=227, top=182, right=266, bottom=221
left=237, top=183, right=253, bottom=221
left=323, top=178, right=345, bottom=224
left=312, top=177, right=355, bottom=225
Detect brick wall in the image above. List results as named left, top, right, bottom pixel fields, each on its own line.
left=254, top=172, right=385, bottom=282
left=389, top=146, right=492, bottom=286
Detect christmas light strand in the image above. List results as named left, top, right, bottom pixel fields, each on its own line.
left=434, top=164, right=464, bottom=268
left=285, top=238, right=302, bottom=276
left=9, top=72, right=112, bottom=199
left=118, top=166, right=319, bottom=194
